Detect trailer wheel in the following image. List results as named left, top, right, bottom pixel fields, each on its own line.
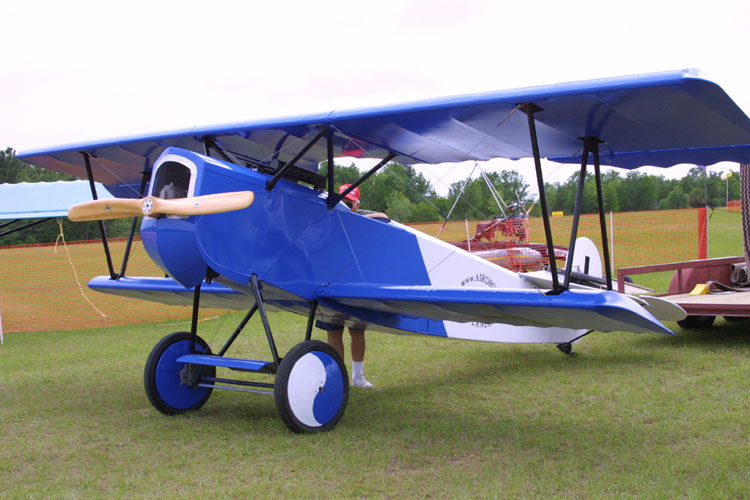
left=274, top=340, right=348, bottom=433
left=677, top=315, right=715, bottom=330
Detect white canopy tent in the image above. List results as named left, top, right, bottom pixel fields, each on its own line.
left=0, top=180, right=112, bottom=220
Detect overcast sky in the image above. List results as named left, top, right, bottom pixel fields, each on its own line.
left=2, top=0, right=749, bottom=195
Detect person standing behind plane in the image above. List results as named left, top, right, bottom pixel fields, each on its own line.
left=317, top=184, right=387, bottom=389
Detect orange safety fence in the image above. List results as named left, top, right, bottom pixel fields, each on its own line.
left=0, top=236, right=230, bottom=333
left=1, top=208, right=704, bottom=333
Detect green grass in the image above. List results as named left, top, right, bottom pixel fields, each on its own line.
left=2, top=310, right=748, bottom=499
left=708, top=208, right=744, bottom=258
left=2, top=210, right=748, bottom=498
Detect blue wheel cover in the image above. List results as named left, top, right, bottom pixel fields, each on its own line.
left=286, top=351, right=345, bottom=427
left=155, top=339, right=210, bottom=410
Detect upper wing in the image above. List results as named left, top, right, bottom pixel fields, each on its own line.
left=315, top=283, right=674, bottom=335
left=17, top=69, right=750, bottom=195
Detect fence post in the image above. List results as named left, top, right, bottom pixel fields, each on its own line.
left=609, top=211, right=615, bottom=274
left=698, top=207, right=708, bottom=260
left=741, top=164, right=750, bottom=270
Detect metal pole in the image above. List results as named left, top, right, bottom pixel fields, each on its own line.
left=704, top=166, right=709, bottom=257
left=0, top=218, right=52, bottom=238
left=610, top=210, right=615, bottom=277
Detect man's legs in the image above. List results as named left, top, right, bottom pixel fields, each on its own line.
left=349, top=328, right=365, bottom=362
left=349, top=328, right=372, bottom=389
left=327, top=329, right=345, bottom=360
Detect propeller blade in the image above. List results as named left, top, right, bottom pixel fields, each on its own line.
left=68, top=198, right=144, bottom=221
left=68, top=191, right=255, bottom=221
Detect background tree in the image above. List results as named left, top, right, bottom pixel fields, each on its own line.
left=445, top=170, right=531, bottom=221
left=662, top=185, right=690, bottom=209
left=320, top=161, right=441, bottom=222
left=616, top=171, right=658, bottom=212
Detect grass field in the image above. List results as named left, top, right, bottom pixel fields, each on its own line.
left=1, top=209, right=748, bottom=498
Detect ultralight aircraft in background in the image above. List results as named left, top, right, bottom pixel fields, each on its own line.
left=18, top=69, right=750, bottom=432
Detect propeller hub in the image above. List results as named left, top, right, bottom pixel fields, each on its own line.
left=142, top=198, right=154, bottom=215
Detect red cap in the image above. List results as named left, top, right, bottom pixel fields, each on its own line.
left=338, top=184, right=360, bottom=202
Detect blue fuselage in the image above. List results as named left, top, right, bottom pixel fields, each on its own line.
left=140, top=148, right=430, bottom=304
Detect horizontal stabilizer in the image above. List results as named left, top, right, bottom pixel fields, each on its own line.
left=315, top=284, right=674, bottom=335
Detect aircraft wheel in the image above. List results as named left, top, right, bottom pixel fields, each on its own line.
left=274, top=340, right=348, bottom=433
left=144, top=331, right=215, bottom=415
left=677, top=315, right=715, bottom=330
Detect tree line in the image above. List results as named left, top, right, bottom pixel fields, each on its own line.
left=324, top=160, right=740, bottom=221
left=1, top=147, right=741, bottom=245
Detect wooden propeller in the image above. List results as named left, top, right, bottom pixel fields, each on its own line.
left=68, top=191, right=255, bottom=222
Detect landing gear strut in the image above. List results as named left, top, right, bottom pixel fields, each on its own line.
left=555, top=330, right=592, bottom=357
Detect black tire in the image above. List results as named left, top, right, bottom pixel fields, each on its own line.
left=724, top=316, right=747, bottom=323
left=274, top=340, right=349, bottom=433
left=677, top=315, right=716, bottom=330
left=144, top=331, right=216, bottom=415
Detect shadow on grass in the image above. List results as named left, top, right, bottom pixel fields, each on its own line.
left=633, top=319, right=750, bottom=350
left=177, top=344, right=661, bottom=432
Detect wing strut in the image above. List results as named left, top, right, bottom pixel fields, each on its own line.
left=591, top=139, right=614, bottom=290
left=540, top=137, right=615, bottom=291
left=328, top=152, right=397, bottom=209
left=523, top=110, right=614, bottom=293
left=327, top=128, right=336, bottom=204
left=201, top=136, right=242, bottom=166
left=116, top=168, right=150, bottom=279
left=560, top=138, right=614, bottom=290
left=266, top=126, right=329, bottom=191
left=563, top=143, right=590, bottom=289
left=522, top=103, right=563, bottom=293
left=82, top=152, right=116, bottom=279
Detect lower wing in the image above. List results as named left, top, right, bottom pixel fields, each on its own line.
left=87, top=277, right=674, bottom=336
left=88, top=276, right=250, bottom=310
left=315, top=284, right=675, bottom=335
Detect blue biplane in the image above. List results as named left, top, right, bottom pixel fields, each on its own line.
left=18, top=69, right=750, bottom=432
